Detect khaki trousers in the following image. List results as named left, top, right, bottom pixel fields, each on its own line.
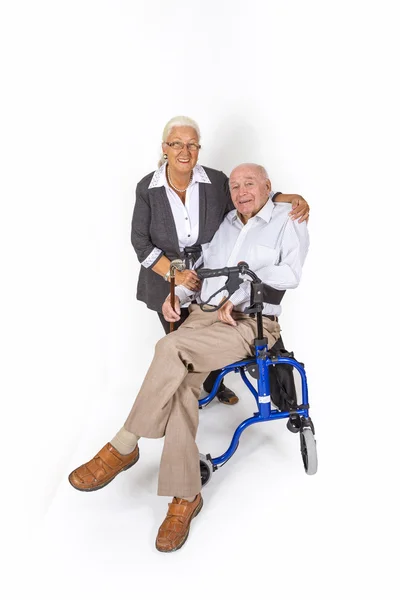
left=124, top=305, right=280, bottom=497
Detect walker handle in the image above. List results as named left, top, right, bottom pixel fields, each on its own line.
left=197, top=262, right=256, bottom=312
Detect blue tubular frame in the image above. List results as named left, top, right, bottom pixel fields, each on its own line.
left=198, top=341, right=309, bottom=469
left=196, top=262, right=310, bottom=472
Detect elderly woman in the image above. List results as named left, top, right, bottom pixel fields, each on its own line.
left=131, top=116, right=309, bottom=404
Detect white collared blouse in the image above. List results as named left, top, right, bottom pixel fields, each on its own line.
left=141, top=163, right=212, bottom=268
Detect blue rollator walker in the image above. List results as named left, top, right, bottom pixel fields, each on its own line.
left=196, top=261, right=317, bottom=487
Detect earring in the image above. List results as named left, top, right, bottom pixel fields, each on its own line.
left=163, top=153, right=168, bottom=159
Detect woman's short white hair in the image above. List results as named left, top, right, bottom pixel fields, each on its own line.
left=158, top=115, right=201, bottom=167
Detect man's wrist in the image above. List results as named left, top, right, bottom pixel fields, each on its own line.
left=230, top=282, right=251, bottom=307
left=175, top=286, right=192, bottom=304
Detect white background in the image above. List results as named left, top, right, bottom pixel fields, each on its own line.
left=1, top=1, right=399, bottom=598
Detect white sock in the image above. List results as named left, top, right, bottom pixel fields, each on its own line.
left=111, top=427, right=140, bottom=455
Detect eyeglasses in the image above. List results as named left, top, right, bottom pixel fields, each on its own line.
left=165, top=141, right=201, bottom=152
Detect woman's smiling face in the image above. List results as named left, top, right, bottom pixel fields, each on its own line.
left=162, top=126, right=200, bottom=175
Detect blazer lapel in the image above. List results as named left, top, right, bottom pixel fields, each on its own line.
left=156, top=187, right=181, bottom=255
left=198, top=182, right=206, bottom=242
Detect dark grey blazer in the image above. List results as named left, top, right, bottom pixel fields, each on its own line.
left=131, top=166, right=234, bottom=312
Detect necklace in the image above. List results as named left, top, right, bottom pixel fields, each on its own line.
left=167, top=166, right=193, bottom=193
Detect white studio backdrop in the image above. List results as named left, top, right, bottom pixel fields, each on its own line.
left=0, top=1, right=399, bottom=598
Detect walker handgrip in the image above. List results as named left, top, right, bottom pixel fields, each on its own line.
left=198, top=262, right=261, bottom=313
left=198, top=266, right=240, bottom=280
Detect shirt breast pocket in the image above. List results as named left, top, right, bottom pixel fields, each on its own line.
left=250, top=244, right=279, bottom=270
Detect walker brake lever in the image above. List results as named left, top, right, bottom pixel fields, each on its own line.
left=197, top=269, right=243, bottom=312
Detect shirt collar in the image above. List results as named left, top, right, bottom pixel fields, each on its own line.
left=148, top=163, right=211, bottom=189
left=227, top=192, right=276, bottom=224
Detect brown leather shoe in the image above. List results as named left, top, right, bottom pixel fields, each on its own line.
left=68, top=443, right=139, bottom=492
left=156, top=494, right=203, bottom=553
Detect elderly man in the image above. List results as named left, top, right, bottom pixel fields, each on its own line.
left=69, top=163, right=309, bottom=552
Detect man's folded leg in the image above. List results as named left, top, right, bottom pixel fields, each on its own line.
left=68, top=308, right=277, bottom=494
left=68, top=308, right=280, bottom=549
left=122, top=306, right=257, bottom=440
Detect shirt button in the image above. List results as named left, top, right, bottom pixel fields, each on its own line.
left=185, top=217, right=188, bottom=220
left=188, top=234, right=191, bottom=237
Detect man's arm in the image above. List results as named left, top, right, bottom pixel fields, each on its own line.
left=174, top=285, right=197, bottom=305
left=260, top=218, right=309, bottom=289
left=229, top=218, right=309, bottom=308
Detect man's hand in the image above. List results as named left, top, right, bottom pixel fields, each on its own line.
left=162, top=295, right=181, bottom=322
left=287, top=195, right=310, bottom=223
left=218, top=300, right=237, bottom=327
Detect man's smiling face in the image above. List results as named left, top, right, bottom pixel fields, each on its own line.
left=229, top=164, right=271, bottom=222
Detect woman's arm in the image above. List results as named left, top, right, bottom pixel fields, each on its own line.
left=131, top=189, right=165, bottom=268
left=131, top=187, right=200, bottom=290
left=224, top=174, right=235, bottom=213
left=273, top=193, right=310, bottom=223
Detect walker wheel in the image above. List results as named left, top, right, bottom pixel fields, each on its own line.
left=300, top=428, right=318, bottom=475
left=199, top=453, right=213, bottom=487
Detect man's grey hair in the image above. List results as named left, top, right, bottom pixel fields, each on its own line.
left=158, top=116, right=201, bottom=168
left=230, top=163, right=269, bottom=180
